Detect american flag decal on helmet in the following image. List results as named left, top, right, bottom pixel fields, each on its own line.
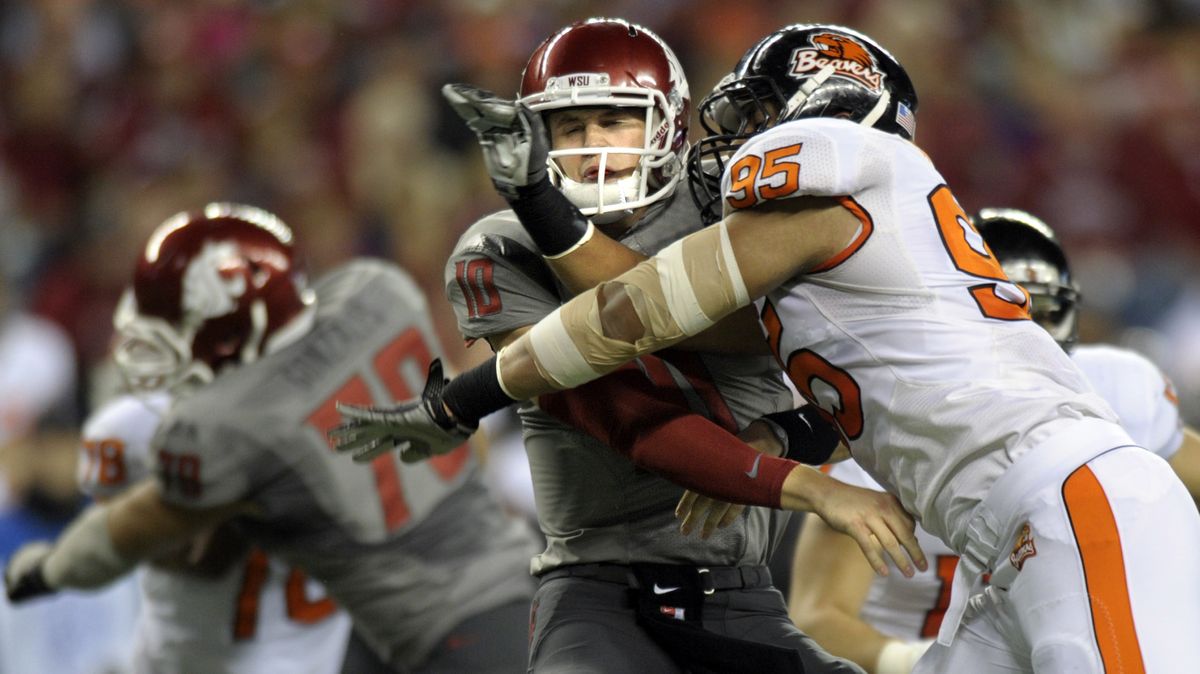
left=895, top=102, right=916, bottom=137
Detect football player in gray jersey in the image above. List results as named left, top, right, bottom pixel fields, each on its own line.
left=435, top=19, right=873, bottom=674
left=4, top=204, right=538, bottom=673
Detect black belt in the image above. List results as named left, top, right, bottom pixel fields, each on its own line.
left=539, top=563, right=773, bottom=594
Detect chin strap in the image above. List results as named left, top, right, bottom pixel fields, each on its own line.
left=785, top=65, right=837, bottom=115
left=859, top=88, right=892, bottom=130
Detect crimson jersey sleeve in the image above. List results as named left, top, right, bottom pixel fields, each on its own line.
left=537, top=356, right=795, bottom=508
left=445, top=212, right=562, bottom=341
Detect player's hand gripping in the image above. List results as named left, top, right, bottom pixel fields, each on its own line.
left=675, top=492, right=744, bottom=540
left=674, top=419, right=784, bottom=539
left=4, top=541, right=57, bottom=603
left=813, top=477, right=926, bottom=578
left=442, top=83, right=549, bottom=198
left=329, top=359, right=474, bottom=464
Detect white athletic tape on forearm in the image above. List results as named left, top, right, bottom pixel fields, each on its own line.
left=657, top=238, right=711, bottom=336
left=519, top=223, right=752, bottom=392
left=525, top=305, right=596, bottom=389
left=658, top=221, right=748, bottom=336
left=717, top=220, right=750, bottom=307
left=494, top=352, right=519, bottom=400
left=42, top=504, right=135, bottom=590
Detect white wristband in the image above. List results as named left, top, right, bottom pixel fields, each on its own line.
left=875, top=639, right=933, bottom=674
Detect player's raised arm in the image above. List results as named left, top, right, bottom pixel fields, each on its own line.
left=496, top=194, right=861, bottom=400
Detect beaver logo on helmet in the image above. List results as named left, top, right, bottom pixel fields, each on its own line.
left=790, top=32, right=884, bottom=92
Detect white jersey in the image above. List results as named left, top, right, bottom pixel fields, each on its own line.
left=725, top=118, right=1117, bottom=551
left=841, top=342, right=1184, bottom=640
left=1070, top=344, right=1183, bottom=460
left=78, top=393, right=352, bottom=674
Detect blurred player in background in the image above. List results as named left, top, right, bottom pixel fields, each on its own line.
left=78, top=388, right=352, bottom=674
left=789, top=208, right=1200, bottom=673
left=431, top=18, right=882, bottom=673
left=5, top=203, right=537, bottom=673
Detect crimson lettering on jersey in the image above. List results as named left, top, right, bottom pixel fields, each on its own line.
left=158, top=449, right=203, bottom=498
left=455, top=259, right=502, bottom=318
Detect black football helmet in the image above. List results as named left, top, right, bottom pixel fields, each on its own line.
left=689, top=24, right=918, bottom=223
left=973, top=208, right=1081, bottom=350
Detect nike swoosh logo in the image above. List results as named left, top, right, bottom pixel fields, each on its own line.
left=653, top=584, right=680, bottom=595
left=745, top=453, right=763, bottom=479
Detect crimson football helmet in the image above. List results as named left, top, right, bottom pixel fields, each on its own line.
left=519, top=17, right=690, bottom=222
left=113, top=203, right=315, bottom=389
left=689, top=24, right=918, bottom=223
left=973, top=208, right=1081, bottom=350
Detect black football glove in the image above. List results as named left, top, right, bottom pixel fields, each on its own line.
left=4, top=542, right=57, bottom=603
left=329, top=359, right=475, bottom=463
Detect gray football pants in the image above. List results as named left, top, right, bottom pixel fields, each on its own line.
left=528, top=573, right=863, bottom=673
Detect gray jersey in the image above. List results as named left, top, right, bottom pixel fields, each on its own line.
left=153, top=259, right=537, bottom=670
left=445, top=193, right=794, bottom=574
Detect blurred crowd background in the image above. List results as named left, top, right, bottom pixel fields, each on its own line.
left=1, top=0, right=1199, bottom=505
left=0, top=1, right=1196, bottom=670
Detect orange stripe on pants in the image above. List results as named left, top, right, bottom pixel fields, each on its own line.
left=1063, top=465, right=1145, bottom=673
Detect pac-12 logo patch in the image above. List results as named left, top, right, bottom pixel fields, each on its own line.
left=790, top=32, right=885, bottom=92
left=1009, top=522, right=1038, bottom=571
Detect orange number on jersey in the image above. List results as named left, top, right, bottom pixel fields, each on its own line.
left=233, top=550, right=270, bottom=640
left=921, top=554, right=960, bottom=638
left=233, top=549, right=337, bottom=641
left=929, top=185, right=1031, bottom=321
left=285, top=568, right=337, bottom=624
left=306, top=327, right=470, bottom=532
left=761, top=301, right=864, bottom=441
left=725, top=144, right=803, bottom=209
left=82, top=438, right=127, bottom=487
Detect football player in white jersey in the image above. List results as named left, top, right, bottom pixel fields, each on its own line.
left=4, top=204, right=537, bottom=673
left=334, top=24, right=1200, bottom=673
left=79, top=390, right=352, bottom=674
left=788, top=207, right=1200, bottom=673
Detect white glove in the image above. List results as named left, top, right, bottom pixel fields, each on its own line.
left=329, top=359, right=473, bottom=463
left=442, top=83, right=549, bottom=197
left=4, top=541, right=56, bottom=603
